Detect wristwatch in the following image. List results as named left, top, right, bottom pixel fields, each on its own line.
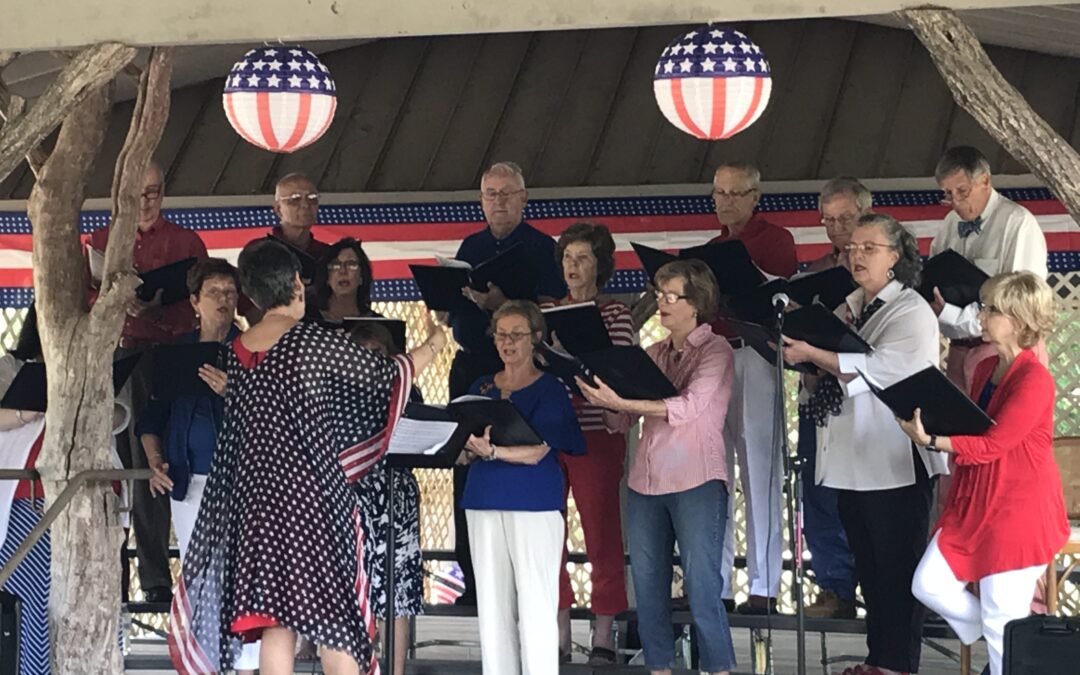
left=487, top=443, right=498, bottom=461
left=927, top=434, right=938, bottom=451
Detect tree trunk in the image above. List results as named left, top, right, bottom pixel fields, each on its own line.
left=26, top=46, right=172, bottom=674
left=899, top=7, right=1080, bottom=222
left=0, top=43, right=134, bottom=185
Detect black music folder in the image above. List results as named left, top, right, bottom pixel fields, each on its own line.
left=727, top=319, right=816, bottom=374
left=631, top=241, right=764, bottom=297
left=149, top=342, right=227, bottom=400
left=265, top=235, right=318, bottom=282
left=410, top=243, right=534, bottom=312
left=857, top=365, right=994, bottom=436
left=1, top=353, right=142, bottom=412
left=386, top=402, right=467, bottom=469
left=340, top=317, right=408, bottom=354
left=783, top=304, right=873, bottom=354
left=917, top=249, right=990, bottom=308
left=536, top=343, right=678, bottom=401
left=445, top=396, right=544, bottom=446
left=541, top=303, right=613, bottom=355
left=137, top=257, right=198, bottom=306
left=759, top=266, right=856, bottom=312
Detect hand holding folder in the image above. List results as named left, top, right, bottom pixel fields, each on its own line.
left=917, top=249, right=990, bottom=308
left=536, top=342, right=677, bottom=401
left=149, top=342, right=227, bottom=400
left=540, top=303, right=612, bottom=355
left=137, top=257, right=199, bottom=306
left=857, top=365, right=993, bottom=436
left=411, top=243, right=534, bottom=312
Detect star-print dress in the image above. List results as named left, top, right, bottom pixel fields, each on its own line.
left=168, top=322, right=413, bottom=675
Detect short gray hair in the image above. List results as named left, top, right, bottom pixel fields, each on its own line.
left=935, top=146, right=991, bottom=183
left=482, top=161, right=526, bottom=190
left=856, top=213, right=922, bottom=288
left=715, top=161, right=761, bottom=190
left=490, top=300, right=545, bottom=340
left=819, top=177, right=872, bottom=213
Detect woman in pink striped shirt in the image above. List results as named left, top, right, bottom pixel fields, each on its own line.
left=547, top=222, right=634, bottom=665
left=579, top=259, right=736, bottom=675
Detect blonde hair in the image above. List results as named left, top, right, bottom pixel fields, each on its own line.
left=655, top=259, right=721, bottom=324
left=981, top=271, right=1056, bottom=348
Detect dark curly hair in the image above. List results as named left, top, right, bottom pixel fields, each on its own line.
left=555, top=221, right=617, bottom=289
left=856, top=213, right=922, bottom=288
left=186, top=258, right=240, bottom=297
left=311, top=238, right=374, bottom=313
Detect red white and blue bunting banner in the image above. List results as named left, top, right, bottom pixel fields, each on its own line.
left=0, top=187, right=1077, bottom=308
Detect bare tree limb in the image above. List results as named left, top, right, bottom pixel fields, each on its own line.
left=97, top=47, right=174, bottom=305
left=0, top=42, right=134, bottom=185
left=0, top=59, right=49, bottom=176
left=899, top=7, right=1080, bottom=222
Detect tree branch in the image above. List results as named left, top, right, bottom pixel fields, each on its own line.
left=97, top=47, right=173, bottom=311
left=27, top=85, right=112, bottom=328
left=0, top=42, right=134, bottom=186
left=899, top=7, right=1080, bottom=222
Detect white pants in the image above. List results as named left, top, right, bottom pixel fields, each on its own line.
left=172, top=475, right=261, bottom=671
left=722, top=346, right=784, bottom=598
left=912, top=533, right=1046, bottom=675
left=466, top=509, right=562, bottom=675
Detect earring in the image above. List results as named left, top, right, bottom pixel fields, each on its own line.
left=887, top=268, right=895, bottom=280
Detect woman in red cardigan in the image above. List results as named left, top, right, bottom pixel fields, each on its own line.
left=901, top=271, right=1069, bottom=675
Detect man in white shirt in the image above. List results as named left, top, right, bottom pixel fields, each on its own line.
left=929, top=146, right=1048, bottom=391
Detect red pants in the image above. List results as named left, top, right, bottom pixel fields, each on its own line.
left=558, top=429, right=629, bottom=615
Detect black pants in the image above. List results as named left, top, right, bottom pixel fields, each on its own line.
left=448, top=348, right=502, bottom=602
left=836, top=451, right=935, bottom=674
left=115, top=347, right=173, bottom=592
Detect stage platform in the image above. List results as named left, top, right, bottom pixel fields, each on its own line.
left=125, top=615, right=988, bottom=674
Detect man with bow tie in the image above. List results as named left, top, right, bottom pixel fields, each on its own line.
left=928, top=146, right=1048, bottom=390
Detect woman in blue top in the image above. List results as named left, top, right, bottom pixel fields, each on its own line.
left=461, top=300, right=586, bottom=675
left=136, top=258, right=258, bottom=673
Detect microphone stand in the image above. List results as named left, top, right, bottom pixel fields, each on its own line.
left=773, top=300, right=807, bottom=675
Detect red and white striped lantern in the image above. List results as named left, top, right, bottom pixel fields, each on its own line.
left=653, top=26, right=772, bottom=140
left=222, top=46, right=337, bottom=153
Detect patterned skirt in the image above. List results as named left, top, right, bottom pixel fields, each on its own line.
left=0, top=499, right=50, bottom=675
left=356, top=466, right=424, bottom=619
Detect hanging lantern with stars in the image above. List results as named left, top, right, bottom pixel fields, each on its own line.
left=653, top=26, right=772, bottom=141
left=222, top=46, right=337, bottom=153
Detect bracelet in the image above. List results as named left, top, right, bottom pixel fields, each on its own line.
left=488, top=443, right=498, bottom=461
left=15, top=410, right=25, bottom=425
left=927, top=434, right=938, bottom=451
left=427, top=340, right=438, bottom=356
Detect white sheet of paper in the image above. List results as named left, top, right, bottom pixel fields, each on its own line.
left=435, top=255, right=472, bottom=270
left=88, top=246, right=106, bottom=286
left=386, top=418, right=459, bottom=456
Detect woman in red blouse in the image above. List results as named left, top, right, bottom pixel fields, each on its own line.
left=902, top=271, right=1068, bottom=675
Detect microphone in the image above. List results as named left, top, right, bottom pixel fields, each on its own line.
left=772, top=292, right=790, bottom=311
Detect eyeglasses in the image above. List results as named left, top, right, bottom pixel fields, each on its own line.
left=712, top=188, right=757, bottom=200
left=654, top=289, right=690, bottom=305
left=940, top=185, right=973, bottom=205
left=481, top=189, right=525, bottom=202
left=977, top=302, right=1002, bottom=315
left=201, top=287, right=239, bottom=301
left=493, top=331, right=532, bottom=344
left=843, top=242, right=896, bottom=255
left=821, top=213, right=859, bottom=227
left=141, top=186, right=163, bottom=201
left=328, top=260, right=361, bottom=272
left=279, top=192, right=320, bottom=207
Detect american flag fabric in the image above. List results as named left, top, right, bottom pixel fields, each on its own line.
left=430, top=564, right=466, bottom=605
left=0, top=187, right=1077, bottom=309
left=222, top=46, right=337, bottom=153
left=653, top=25, right=772, bottom=140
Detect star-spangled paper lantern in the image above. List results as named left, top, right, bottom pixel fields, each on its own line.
left=222, top=46, right=337, bottom=153
left=653, top=26, right=772, bottom=140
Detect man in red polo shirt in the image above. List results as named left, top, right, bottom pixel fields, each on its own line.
left=86, top=161, right=207, bottom=604
left=710, top=162, right=797, bottom=616
left=270, top=173, right=331, bottom=260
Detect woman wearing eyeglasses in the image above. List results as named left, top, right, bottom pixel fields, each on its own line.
left=578, top=259, right=737, bottom=675
left=307, top=238, right=378, bottom=324
left=460, top=300, right=585, bottom=675
left=904, top=272, right=1067, bottom=675
left=783, top=214, right=949, bottom=675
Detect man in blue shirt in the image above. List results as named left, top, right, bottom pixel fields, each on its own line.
left=447, top=161, right=565, bottom=605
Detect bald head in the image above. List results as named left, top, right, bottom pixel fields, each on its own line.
left=138, top=162, right=165, bottom=231
left=273, top=173, right=320, bottom=235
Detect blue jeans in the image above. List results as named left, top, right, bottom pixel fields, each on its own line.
left=627, top=480, right=736, bottom=673
left=798, top=412, right=856, bottom=601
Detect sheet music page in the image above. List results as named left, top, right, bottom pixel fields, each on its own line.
left=435, top=255, right=472, bottom=270
left=386, top=418, right=459, bottom=455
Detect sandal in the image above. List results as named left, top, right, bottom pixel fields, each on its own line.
left=587, top=646, right=618, bottom=666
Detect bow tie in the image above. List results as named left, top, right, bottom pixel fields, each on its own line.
left=958, top=216, right=983, bottom=239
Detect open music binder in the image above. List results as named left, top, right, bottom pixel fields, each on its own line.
left=917, top=249, right=990, bottom=308
left=149, top=342, right=227, bottom=400
left=541, top=302, right=612, bottom=355
left=857, top=366, right=994, bottom=436
left=410, top=243, right=534, bottom=312
left=137, top=257, right=199, bottom=306
left=536, top=342, right=677, bottom=401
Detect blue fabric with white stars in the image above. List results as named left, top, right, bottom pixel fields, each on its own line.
left=654, top=26, right=770, bottom=80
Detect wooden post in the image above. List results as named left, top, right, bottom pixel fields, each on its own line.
left=25, top=46, right=172, bottom=674
left=898, top=7, right=1080, bottom=222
